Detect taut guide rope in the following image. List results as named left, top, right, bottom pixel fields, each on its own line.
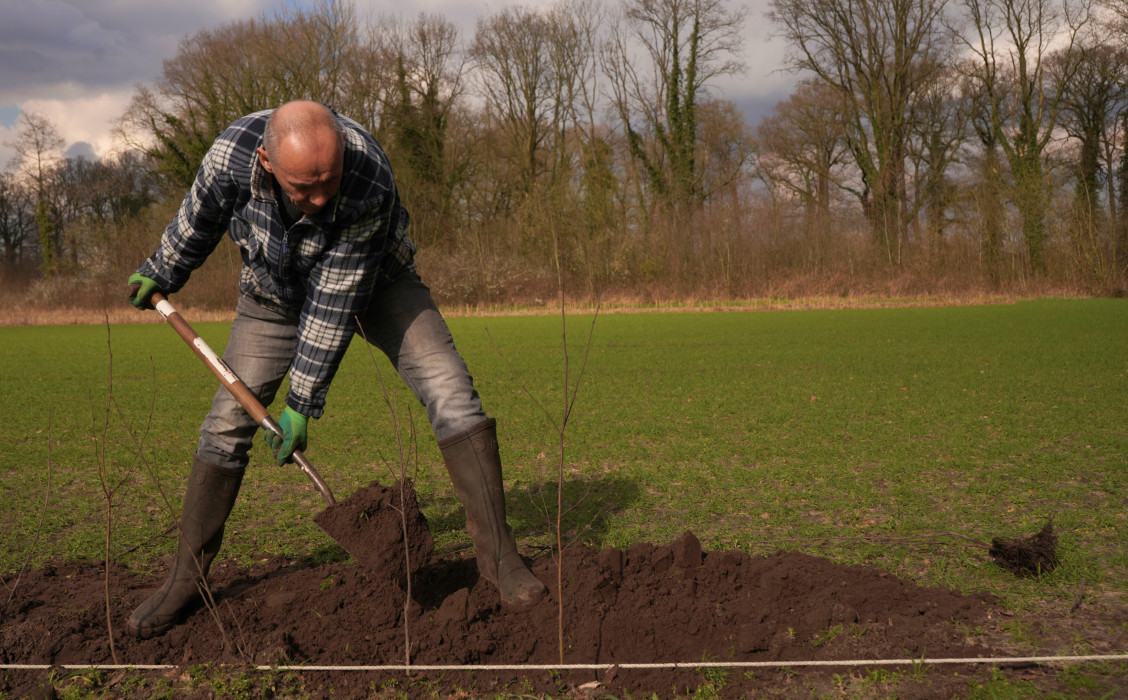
left=3, top=653, right=1127, bottom=672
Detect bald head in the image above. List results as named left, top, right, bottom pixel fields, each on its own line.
left=262, top=101, right=343, bottom=155
left=258, top=101, right=345, bottom=215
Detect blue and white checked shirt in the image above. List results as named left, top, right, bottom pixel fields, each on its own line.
left=138, top=109, right=416, bottom=419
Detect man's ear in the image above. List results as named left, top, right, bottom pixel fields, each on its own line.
left=257, top=147, right=274, bottom=173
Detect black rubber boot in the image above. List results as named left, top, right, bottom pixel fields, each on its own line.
left=439, top=418, right=546, bottom=612
left=127, top=454, right=243, bottom=638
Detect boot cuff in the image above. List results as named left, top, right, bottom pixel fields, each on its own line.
left=437, top=417, right=496, bottom=450
left=191, top=453, right=245, bottom=484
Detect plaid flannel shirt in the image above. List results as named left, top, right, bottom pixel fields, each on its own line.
left=138, top=109, right=415, bottom=419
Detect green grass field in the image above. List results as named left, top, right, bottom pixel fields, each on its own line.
left=2, top=298, right=1126, bottom=618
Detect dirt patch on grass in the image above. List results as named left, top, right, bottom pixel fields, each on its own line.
left=2, top=482, right=1122, bottom=698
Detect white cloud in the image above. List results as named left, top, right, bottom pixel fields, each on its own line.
left=22, top=88, right=137, bottom=157
left=0, top=87, right=141, bottom=168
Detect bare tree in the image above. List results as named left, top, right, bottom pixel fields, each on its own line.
left=551, top=0, right=607, bottom=152
left=957, top=0, right=1095, bottom=275
left=696, top=98, right=756, bottom=201
left=261, top=1, right=361, bottom=110
left=7, top=112, right=64, bottom=277
left=548, top=0, right=623, bottom=294
left=381, top=13, right=469, bottom=246
left=1050, top=38, right=1128, bottom=228
left=1047, top=36, right=1128, bottom=287
left=959, top=63, right=1009, bottom=285
left=470, top=5, right=560, bottom=193
left=906, top=65, right=970, bottom=258
left=50, top=154, right=159, bottom=273
left=769, top=0, right=954, bottom=266
left=544, top=0, right=603, bottom=182
left=120, top=0, right=369, bottom=188
left=755, top=81, right=851, bottom=229
left=0, top=173, right=34, bottom=269
left=53, top=157, right=101, bottom=271
left=605, top=0, right=747, bottom=214
left=1104, top=0, right=1128, bottom=278
left=1120, top=112, right=1128, bottom=280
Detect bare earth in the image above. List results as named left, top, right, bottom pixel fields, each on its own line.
left=2, top=481, right=1125, bottom=698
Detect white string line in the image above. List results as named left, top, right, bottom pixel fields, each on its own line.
left=3, top=654, right=1127, bottom=672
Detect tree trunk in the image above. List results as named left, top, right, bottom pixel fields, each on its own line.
left=1118, top=114, right=1128, bottom=285
left=35, top=198, right=55, bottom=278
left=1012, top=151, right=1047, bottom=276
left=981, top=146, right=1005, bottom=288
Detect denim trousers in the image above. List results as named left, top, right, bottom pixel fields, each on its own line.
left=196, top=271, right=486, bottom=470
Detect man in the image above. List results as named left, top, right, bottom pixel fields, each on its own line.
left=126, top=100, right=545, bottom=639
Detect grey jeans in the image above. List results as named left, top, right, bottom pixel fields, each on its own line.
left=197, top=271, right=486, bottom=470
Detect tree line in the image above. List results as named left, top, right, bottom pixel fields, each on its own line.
left=3, top=0, right=1127, bottom=312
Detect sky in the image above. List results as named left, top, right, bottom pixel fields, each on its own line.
left=0, top=0, right=797, bottom=169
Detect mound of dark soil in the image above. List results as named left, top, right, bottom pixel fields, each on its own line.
left=1, top=481, right=1002, bottom=697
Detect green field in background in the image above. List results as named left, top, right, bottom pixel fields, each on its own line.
left=1, top=298, right=1125, bottom=610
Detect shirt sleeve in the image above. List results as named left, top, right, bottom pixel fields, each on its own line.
left=136, top=143, right=240, bottom=293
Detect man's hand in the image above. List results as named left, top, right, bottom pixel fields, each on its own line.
left=127, top=273, right=162, bottom=310
left=264, top=406, right=309, bottom=466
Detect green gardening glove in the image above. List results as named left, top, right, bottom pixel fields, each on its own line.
left=127, top=272, right=162, bottom=310
left=264, top=406, right=309, bottom=466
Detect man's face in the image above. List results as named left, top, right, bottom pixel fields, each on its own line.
left=257, top=130, right=345, bottom=216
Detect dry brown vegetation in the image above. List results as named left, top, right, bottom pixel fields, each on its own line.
left=2, top=0, right=1125, bottom=323
left=0, top=185, right=1105, bottom=326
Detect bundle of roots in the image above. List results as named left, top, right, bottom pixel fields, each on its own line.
left=989, top=520, right=1059, bottom=577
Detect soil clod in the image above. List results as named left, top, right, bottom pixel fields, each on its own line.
left=312, top=479, right=434, bottom=583
left=989, top=520, right=1059, bottom=577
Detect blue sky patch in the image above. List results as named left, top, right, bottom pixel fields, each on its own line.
left=0, top=105, right=20, bottom=128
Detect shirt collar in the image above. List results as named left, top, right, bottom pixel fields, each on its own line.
left=250, top=151, right=273, bottom=203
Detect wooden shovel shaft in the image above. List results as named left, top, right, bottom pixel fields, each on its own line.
left=150, top=292, right=336, bottom=506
